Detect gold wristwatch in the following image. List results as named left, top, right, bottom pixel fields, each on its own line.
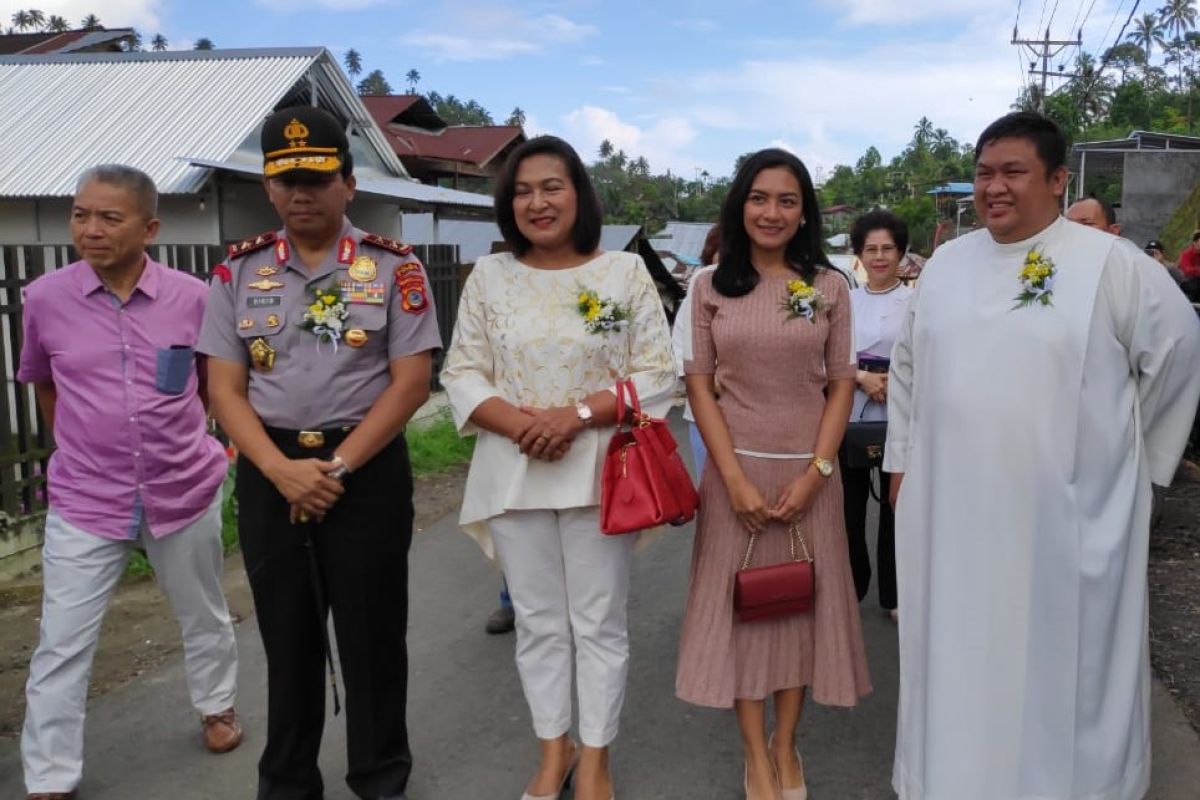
left=811, top=455, right=834, bottom=478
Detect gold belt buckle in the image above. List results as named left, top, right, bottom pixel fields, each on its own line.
left=297, top=430, right=325, bottom=449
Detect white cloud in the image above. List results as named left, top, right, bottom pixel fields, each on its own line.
left=580, top=56, right=606, bottom=67
left=827, top=0, right=999, bottom=25
left=559, top=105, right=698, bottom=173
left=4, top=0, right=161, bottom=30
left=401, top=10, right=595, bottom=62
left=254, top=0, right=392, bottom=8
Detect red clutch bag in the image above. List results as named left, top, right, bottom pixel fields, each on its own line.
left=599, top=379, right=700, bottom=535
left=733, top=524, right=814, bottom=622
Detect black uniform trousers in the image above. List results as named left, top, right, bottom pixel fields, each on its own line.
left=840, top=462, right=897, bottom=610
left=238, top=427, right=414, bottom=800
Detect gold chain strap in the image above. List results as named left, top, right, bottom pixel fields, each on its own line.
left=741, top=523, right=813, bottom=570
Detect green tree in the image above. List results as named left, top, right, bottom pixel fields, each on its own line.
left=598, top=139, right=615, bottom=159
left=11, top=10, right=35, bottom=31
left=123, top=29, right=142, bottom=52
left=151, top=33, right=168, bottom=51
left=1160, top=0, right=1198, bottom=40
left=343, top=48, right=362, bottom=79
left=1128, top=12, right=1167, bottom=63
left=405, top=69, right=421, bottom=93
left=506, top=107, right=526, bottom=126
left=426, top=91, right=493, bottom=124
left=194, top=37, right=215, bottom=50
left=80, top=14, right=101, bottom=30
left=357, top=69, right=393, bottom=96
left=45, top=15, right=69, bottom=32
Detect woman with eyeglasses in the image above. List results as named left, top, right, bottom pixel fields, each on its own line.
left=842, top=209, right=913, bottom=621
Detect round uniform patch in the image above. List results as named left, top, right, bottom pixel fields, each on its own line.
left=402, top=287, right=427, bottom=313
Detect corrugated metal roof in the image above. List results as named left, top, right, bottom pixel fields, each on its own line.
left=187, top=157, right=494, bottom=211
left=647, top=221, right=714, bottom=261
left=599, top=224, right=642, bottom=252
left=0, top=48, right=408, bottom=197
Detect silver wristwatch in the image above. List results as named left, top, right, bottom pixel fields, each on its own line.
left=328, top=455, right=351, bottom=481
left=575, top=401, right=594, bottom=426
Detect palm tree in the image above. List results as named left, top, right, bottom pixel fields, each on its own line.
left=344, top=48, right=363, bottom=79
left=405, top=69, right=421, bottom=92
left=507, top=107, right=526, bottom=126
left=80, top=14, right=101, bottom=30
left=913, top=116, right=934, bottom=149
left=1160, top=0, right=1198, bottom=40
left=151, top=33, right=168, bottom=51
left=194, top=38, right=214, bottom=50
left=599, top=139, right=615, bottom=159
left=123, top=29, right=143, bottom=52
left=1128, top=12, right=1167, bottom=63
left=45, top=15, right=70, bottom=32
left=11, top=11, right=34, bottom=31
left=25, top=9, right=45, bottom=29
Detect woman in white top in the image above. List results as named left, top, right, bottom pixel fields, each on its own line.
left=843, top=209, right=914, bottom=619
left=440, top=136, right=675, bottom=800
left=671, top=225, right=721, bottom=475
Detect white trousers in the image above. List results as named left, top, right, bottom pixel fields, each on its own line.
left=22, top=494, right=238, bottom=794
left=489, top=506, right=635, bottom=747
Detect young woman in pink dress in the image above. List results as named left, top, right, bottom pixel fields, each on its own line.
left=676, top=149, right=872, bottom=800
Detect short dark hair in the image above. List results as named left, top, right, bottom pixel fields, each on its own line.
left=1192, top=229, right=1200, bottom=243
left=974, top=111, right=1067, bottom=174
left=1079, top=195, right=1116, bottom=226
left=340, top=150, right=354, bottom=179
left=493, top=135, right=602, bottom=257
left=713, top=148, right=830, bottom=297
left=850, top=208, right=909, bottom=256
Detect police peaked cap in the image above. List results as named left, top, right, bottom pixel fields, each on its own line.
left=261, top=106, right=349, bottom=177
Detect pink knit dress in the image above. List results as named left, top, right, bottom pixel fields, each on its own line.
left=675, top=268, right=872, bottom=708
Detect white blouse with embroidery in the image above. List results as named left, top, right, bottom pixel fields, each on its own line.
left=440, top=250, right=677, bottom=556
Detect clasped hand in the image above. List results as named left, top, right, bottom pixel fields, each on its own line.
left=267, top=457, right=344, bottom=523
left=515, top=405, right=583, bottom=462
left=729, top=471, right=822, bottom=535
left=859, top=371, right=888, bottom=404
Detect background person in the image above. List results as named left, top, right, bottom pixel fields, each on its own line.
left=19, top=164, right=239, bottom=800
left=676, top=149, right=871, bottom=800
left=672, top=223, right=721, bottom=476
left=199, top=106, right=440, bottom=800
left=843, top=209, right=913, bottom=621
left=1065, top=195, right=1120, bottom=235
left=440, top=135, right=675, bottom=800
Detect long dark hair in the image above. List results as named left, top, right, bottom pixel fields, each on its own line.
left=713, top=148, right=830, bottom=297
left=493, top=135, right=603, bottom=257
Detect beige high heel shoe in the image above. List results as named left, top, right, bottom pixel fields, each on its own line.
left=520, top=740, right=579, bottom=800
left=768, top=735, right=808, bottom=800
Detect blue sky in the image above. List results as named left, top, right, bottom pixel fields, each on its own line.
left=8, top=0, right=1131, bottom=180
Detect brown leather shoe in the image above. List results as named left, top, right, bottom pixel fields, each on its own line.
left=201, top=707, right=243, bottom=753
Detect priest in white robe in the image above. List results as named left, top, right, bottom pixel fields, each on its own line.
left=885, top=110, right=1200, bottom=800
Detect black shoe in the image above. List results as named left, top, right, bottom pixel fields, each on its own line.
left=485, top=605, right=515, bottom=634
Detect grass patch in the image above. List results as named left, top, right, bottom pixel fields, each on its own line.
left=1161, top=179, right=1200, bottom=258
left=406, top=411, right=476, bottom=476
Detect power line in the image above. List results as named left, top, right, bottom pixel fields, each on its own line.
left=1047, top=0, right=1064, bottom=31
left=1080, top=0, right=1141, bottom=96
left=1094, top=0, right=1129, bottom=57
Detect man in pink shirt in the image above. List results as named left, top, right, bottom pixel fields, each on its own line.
left=18, top=165, right=241, bottom=800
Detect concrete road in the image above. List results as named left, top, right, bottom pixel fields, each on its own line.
left=2, top=418, right=1198, bottom=799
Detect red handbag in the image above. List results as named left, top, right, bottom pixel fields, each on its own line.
left=599, top=380, right=700, bottom=535
left=733, top=524, right=814, bottom=622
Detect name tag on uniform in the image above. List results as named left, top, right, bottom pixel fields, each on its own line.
left=247, top=296, right=282, bottom=308
left=339, top=279, right=387, bottom=305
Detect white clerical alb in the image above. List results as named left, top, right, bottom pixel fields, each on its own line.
left=885, top=216, right=1200, bottom=800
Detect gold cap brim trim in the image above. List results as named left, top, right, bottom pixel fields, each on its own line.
left=264, top=154, right=343, bottom=176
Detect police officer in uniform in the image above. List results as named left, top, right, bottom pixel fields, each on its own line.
left=198, top=106, right=440, bottom=800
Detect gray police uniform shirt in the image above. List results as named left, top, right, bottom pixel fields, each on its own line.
left=197, top=219, right=442, bottom=429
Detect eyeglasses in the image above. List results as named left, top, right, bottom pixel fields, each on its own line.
left=862, top=244, right=898, bottom=257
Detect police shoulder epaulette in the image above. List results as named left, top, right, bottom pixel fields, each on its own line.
left=362, top=232, right=414, bottom=257
left=227, top=231, right=277, bottom=259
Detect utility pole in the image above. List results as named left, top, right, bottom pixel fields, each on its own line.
left=1012, top=26, right=1083, bottom=111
